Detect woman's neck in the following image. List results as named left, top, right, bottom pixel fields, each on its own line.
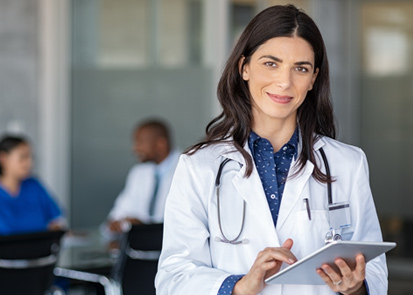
left=0, top=175, right=21, bottom=196
left=252, top=117, right=297, bottom=152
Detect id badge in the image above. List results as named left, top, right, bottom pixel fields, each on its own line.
left=328, top=202, right=351, bottom=230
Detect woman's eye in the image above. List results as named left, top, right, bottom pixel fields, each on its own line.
left=264, top=62, right=277, bottom=67
left=295, top=67, right=309, bottom=72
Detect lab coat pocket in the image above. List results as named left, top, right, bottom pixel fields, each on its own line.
left=289, top=209, right=330, bottom=258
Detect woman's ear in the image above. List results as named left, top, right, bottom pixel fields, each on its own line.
left=238, top=56, right=249, bottom=81
left=309, top=68, right=319, bottom=90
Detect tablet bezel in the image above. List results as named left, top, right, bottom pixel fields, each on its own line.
left=265, top=240, right=396, bottom=285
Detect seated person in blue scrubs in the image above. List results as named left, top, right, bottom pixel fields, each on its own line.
left=0, top=135, right=65, bottom=235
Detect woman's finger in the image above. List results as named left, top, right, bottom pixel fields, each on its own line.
left=335, top=258, right=352, bottom=278
left=316, top=268, right=335, bottom=286
left=318, top=255, right=367, bottom=294
left=235, top=241, right=296, bottom=295
left=335, top=255, right=366, bottom=286
left=320, top=263, right=343, bottom=289
left=257, top=247, right=297, bottom=265
left=353, top=254, right=366, bottom=281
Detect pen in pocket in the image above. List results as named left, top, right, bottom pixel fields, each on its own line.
left=303, top=198, right=311, bottom=220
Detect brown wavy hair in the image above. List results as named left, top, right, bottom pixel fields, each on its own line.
left=186, top=5, right=335, bottom=183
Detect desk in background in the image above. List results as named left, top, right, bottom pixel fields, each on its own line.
left=55, top=228, right=121, bottom=295
left=58, top=228, right=115, bottom=271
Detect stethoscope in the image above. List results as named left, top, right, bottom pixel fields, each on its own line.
left=319, top=148, right=343, bottom=244
left=214, top=147, right=342, bottom=245
left=214, top=158, right=249, bottom=245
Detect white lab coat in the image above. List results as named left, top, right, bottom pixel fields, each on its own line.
left=156, top=136, right=387, bottom=295
left=107, top=150, right=181, bottom=224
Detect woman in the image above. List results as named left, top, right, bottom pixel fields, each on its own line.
left=156, top=5, right=387, bottom=295
left=0, top=135, right=64, bottom=235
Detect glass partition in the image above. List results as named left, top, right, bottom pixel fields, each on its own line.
left=360, top=2, right=413, bottom=292
left=71, top=0, right=211, bottom=228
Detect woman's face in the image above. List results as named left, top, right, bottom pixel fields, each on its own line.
left=0, top=143, right=33, bottom=180
left=241, top=36, right=318, bottom=129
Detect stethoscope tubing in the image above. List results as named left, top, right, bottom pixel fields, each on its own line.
left=216, top=158, right=247, bottom=244
left=215, top=147, right=332, bottom=244
left=319, top=147, right=333, bottom=205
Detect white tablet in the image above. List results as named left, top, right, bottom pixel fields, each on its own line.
left=265, top=240, right=396, bottom=285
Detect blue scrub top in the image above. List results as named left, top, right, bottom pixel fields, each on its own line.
left=0, top=177, right=62, bottom=235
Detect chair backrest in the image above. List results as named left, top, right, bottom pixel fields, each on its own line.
left=112, top=223, right=163, bottom=295
left=0, top=230, right=66, bottom=295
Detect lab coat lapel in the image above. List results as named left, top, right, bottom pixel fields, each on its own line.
left=276, top=138, right=325, bottom=231
left=220, top=143, right=279, bottom=245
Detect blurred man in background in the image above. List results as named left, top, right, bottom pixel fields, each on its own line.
left=102, top=119, right=180, bottom=238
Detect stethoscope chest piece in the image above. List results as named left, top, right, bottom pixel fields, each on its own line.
left=325, top=229, right=342, bottom=244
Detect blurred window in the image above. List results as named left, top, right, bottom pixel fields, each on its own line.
left=73, top=0, right=203, bottom=68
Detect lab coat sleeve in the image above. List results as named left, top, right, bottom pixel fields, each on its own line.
left=348, top=149, right=388, bottom=295
left=155, top=154, right=230, bottom=295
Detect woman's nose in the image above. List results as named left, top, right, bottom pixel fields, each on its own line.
left=275, top=68, right=292, bottom=89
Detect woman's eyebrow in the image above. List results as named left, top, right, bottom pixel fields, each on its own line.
left=295, top=61, right=314, bottom=68
left=259, top=55, right=314, bottom=68
left=259, top=55, right=282, bottom=63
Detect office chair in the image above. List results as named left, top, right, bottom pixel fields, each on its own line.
left=0, top=229, right=66, bottom=295
left=112, top=223, right=164, bottom=295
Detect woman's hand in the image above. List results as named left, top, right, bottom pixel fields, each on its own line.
left=48, top=221, right=63, bottom=231
left=233, top=239, right=297, bottom=295
left=316, top=254, right=367, bottom=295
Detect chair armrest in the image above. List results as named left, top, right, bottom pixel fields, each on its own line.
left=125, top=246, right=161, bottom=261
left=53, top=267, right=121, bottom=295
left=0, top=254, right=57, bottom=269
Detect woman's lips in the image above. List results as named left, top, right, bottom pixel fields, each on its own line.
left=267, top=92, right=293, bottom=104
